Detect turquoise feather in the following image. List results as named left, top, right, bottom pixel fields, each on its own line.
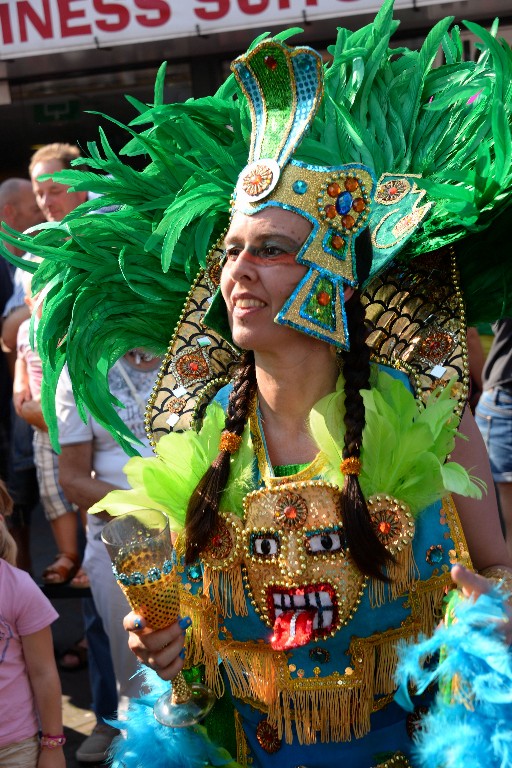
left=395, top=587, right=512, bottom=768
left=107, top=668, right=241, bottom=768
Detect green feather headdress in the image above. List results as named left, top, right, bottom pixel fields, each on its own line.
left=1, top=0, right=511, bottom=452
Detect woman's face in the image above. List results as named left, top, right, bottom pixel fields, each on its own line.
left=220, top=207, right=311, bottom=353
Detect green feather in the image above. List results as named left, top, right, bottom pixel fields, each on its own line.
left=90, top=401, right=255, bottom=526
left=309, top=371, right=482, bottom=515
left=2, top=5, right=512, bottom=454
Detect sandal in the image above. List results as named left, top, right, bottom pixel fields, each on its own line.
left=42, top=553, right=81, bottom=585
left=70, top=567, right=90, bottom=589
left=58, top=637, right=88, bottom=671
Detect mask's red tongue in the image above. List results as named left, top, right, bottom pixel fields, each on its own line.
left=271, top=609, right=316, bottom=650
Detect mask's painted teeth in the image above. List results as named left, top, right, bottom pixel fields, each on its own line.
left=272, top=590, right=334, bottom=630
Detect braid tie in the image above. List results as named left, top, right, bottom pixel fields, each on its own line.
left=219, top=431, right=243, bottom=454
left=340, top=457, right=361, bottom=476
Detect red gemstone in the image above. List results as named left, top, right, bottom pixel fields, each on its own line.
left=189, top=362, right=199, bottom=372
left=352, top=197, right=366, bottom=212
left=324, top=204, right=337, bottom=219
left=378, top=521, right=392, bottom=535
left=342, top=214, right=355, bottom=229
left=264, top=55, right=278, bottom=71
left=327, top=182, right=341, bottom=198
left=344, top=178, right=359, bottom=192
left=331, top=235, right=344, bottom=250
left=212, top=535, right=222, bottom=547
left=284, top=505, right=297, bottom=519
left=317, top=291, right=330, bottom=306
left=389, top=186, right=398, bottom=196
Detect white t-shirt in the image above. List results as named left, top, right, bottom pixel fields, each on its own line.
left=55, top=353, right=157, bottom=705
left=56, top=359, right=155, bottom=487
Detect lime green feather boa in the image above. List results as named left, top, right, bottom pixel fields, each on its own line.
left=91, top=371, right=483, bottom=528
left=89, top=401, right=254, bottom=531
left=310, top=369, right=484, bottom=516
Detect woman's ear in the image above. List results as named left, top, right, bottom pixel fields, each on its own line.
left=344, top=286, right=355, bottom=302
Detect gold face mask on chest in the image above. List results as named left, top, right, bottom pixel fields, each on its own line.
left=201, top=481, right=367, bottom=649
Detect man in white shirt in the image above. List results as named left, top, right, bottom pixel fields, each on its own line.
left=56, top=350, right=161, bottom=763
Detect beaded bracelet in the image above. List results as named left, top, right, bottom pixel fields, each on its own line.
left=40, top=734, right=66, bottom=749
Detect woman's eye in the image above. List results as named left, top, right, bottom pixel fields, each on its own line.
left=250, top=533, right=280, bottom=557
left=223, top=245, right=292, bottom=261
left=224, top=247, right=242, bottom=260
left=306, top=532, right=343, bottom=554
left=259, top=246, right=282, bottom=258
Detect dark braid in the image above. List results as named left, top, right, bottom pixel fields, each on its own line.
left=340, top=291, right=394, bottom=580
left=184, top=351, right=256, bottom=562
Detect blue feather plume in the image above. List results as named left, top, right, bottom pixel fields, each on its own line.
left=107, top=667, right=240, bottom=768
left=395, top=587, right=512, bottom=768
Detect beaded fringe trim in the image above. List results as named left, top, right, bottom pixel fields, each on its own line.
left=182, top=577, right=450, bottom=745
left=181, top=496, right=470, bottom=746
left=202, top=565, right=248, bottom=618
left=369, top=547, right=419, bottom=608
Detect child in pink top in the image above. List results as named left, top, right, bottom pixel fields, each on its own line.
left=0, top=480, right=66, bottom=768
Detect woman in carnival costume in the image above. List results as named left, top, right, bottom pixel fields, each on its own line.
left=2, top=1, right=512, bottom=766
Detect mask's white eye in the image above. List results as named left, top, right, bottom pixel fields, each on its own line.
left=250, top=532, right=280, bottom=558
left=306, top=529, right=343, bottom=555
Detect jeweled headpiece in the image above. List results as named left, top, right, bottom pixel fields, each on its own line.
left=222, top=39, right=432, bottom=348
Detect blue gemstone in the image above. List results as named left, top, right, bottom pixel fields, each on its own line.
left=299, top=56, right=314, bottom=72
left=309, top=647, right=330, bottom=664
left=163, top=560, right=173, bottom=574
left=335, top=191, right=353, bottom=215
left=293, top=180, right=308, bottom=195
left=187, top=564, right=203, bottom=582
left=130, top=571, right=145, bottom=585
left=427, top=545, right=444, bottom=565
left=147, top=567, right=162, bottom=583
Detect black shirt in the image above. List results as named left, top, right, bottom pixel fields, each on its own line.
left=482, top=318, right=512, bottom=389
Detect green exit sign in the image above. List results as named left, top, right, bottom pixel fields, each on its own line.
left=34, top=99, right=80, bottom=123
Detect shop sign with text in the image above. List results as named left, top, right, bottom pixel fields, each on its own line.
left=1, top=0, right=455, bottom=58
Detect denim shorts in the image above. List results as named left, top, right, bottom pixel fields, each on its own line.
left=475, top=387, right=512, bottom=483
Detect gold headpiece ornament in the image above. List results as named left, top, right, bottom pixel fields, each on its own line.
left=205, top=38, right=432, bottom=350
